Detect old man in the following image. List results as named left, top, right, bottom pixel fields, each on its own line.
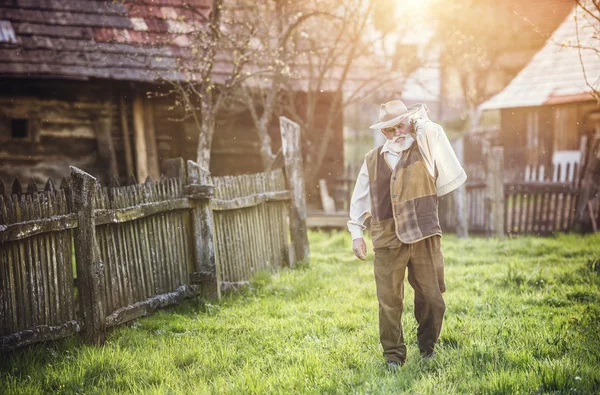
left=348, top=100, right=466, bottom=371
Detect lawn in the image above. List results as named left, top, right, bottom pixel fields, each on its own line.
left=1, top=231, right=600, bottom=394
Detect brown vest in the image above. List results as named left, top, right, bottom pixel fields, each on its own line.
left=366, top=142, right=441, bottom=246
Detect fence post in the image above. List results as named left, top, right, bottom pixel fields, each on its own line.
left=491, top=147, right=505, bottom=237
left=279, top=116, right=309, bottom=266
left=452, top=137, right=468, bottom=238
left=574, top=134, right=600, bottom=232
left=185, top=160, right=220, bottom=299
left=70, top=167, right=106, bottom=344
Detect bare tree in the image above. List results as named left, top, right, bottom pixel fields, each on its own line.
left=235, top=1, right=330, bottom=171
left=430, top=0, right=522, bottom=127
left=573, top=0, right=600, bottom=102
left=277, top=0, right=421, bottom=186
left=164, top=0, right=268, bottom=171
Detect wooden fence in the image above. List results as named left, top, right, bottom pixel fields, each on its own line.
left=0, top=182, right=79, bottom=348
left=439, top=143, right=592, bottom=236
left=211, top=171, right=290, bottom=289
left=0, top=116, right=309, bottom=353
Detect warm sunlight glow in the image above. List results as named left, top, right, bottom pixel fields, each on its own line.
left=395, top=0, right=432, bottom=13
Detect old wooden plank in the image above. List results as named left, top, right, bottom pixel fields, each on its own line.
left=39, top=192, right=58, bottom=326
left=14, top=195, right=29, bottom=331
left=0, top=320, right=82, bottom=353
left=170, top=181, right=185, bottom=288
left=117, top=188, right=138, bottom=305
left=135, top=185, right=157, bottom=297
left=143, top=98, right=160, bottom=181
left=48, top=191, right=67, bottom=323
left=262, top=173, right=276, bottom=270
left=162, top=158, right=188, bottom=286
left=163, top=181, right=178, bottom=287
left=0, top=197, right=9, bottom=335
left=126, top=185, right=148, bottom=301
left=129, top=185, right=151, bottom=300
left=45, top=192, right=60, bottom=326
left=210, top=191, right=291, bottom=211
left=4, top=197, right=17, bottom=332
left=98, top=189, right=114, bottom=315
left=142, top=183, right=162, bottom=296
left=187, top=161, right=220, bottom=299
left=95, top=116, right=119, bottom=182
left=154, top=181, right=173, bottom=292
left=21, top=195, right=38, bottom=330
left=115, top=188, right=135, bottom=306
left=94, top=199, right=193, bottom=225
left=159, top=181, right=176, bottom=291
left=132, top=94, right=148, bottom=182
left=120, top=97, right=134, bottom=179
left=71, top=167, right=106, bottom=344
left=0, top=213, right=78, bottom=243
left=146, top=182, right=165, bottom=295
left=103, top=195, right=121, bottom=312
left=280, top=117, right=309, bottom=265
left=104, top=284, right=197, bottom=328
left=57, top=190, right=76, bottom=321
left=250, top=175, right=266, bottom=272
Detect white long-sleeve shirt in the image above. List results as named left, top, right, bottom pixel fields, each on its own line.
left=347, top=120, right=466, bottom=240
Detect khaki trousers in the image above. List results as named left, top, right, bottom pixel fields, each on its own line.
left=373, top=234, right=446, bottom=363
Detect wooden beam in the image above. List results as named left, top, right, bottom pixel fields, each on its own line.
left=0, top=320, right=82, bottom=353
left=187, top=160, right=220, bottom=300
left=70, top=166, right=106, bottom=344
left=132, top=94, right=148, bottom=182
left=105, top=285, right=197, bottom=328
left=491, top=146, right=505, bottom=237
left=210, top=191, right=291, bottom=211
left=280, top=116, right=309, bottom=266
left=120, top=97, right=134, bottom=179
left=94, top=199, right=193, bottom=225
left=452, top=137, right=468, bottom=238
left=143, top=97, right=160, bottom=181
left=95, top=116, right=118, bottom=182
left=0, top=213, right=78, bottom=243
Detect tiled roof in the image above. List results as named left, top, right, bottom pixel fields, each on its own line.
left=0, top=0, right=218, bottom=82
left=480, top=4, right=600, bottom=110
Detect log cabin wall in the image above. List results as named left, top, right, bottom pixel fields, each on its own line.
left=149, top=90, right=344, bottom=210
left=0, top=79, right=134, bottom=186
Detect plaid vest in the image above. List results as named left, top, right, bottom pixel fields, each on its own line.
left=366, top=142, right=442, bottom=244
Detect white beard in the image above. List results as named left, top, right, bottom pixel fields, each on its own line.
left=385, top=134, right=415, bottom=153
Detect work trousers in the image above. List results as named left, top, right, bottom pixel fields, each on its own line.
left=373, top=234, right=446, bottom=363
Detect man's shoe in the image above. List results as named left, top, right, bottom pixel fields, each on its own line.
left=386, top=360, right=400, bottom=372
left=422, top=351, right=436, bottom=361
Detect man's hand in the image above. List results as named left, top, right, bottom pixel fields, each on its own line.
left=352, top=238, right=367, bottom=260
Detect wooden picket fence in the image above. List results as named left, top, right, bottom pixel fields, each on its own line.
left=0, top=181, right=79, bottom=345
left=439, top=145, right=587, bottom=236
left=212, top=171, right=290, bottom=289
left=0, top=117, right=308, bottom=353
left=0, top=164, right=297, bottom=352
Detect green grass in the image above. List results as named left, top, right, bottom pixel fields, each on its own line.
left=2, top=231, right=600, bottom=394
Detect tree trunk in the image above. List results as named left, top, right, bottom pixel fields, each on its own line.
left=258, top=118, right=276, bottom=170
left=196, top=117, right=215, bottom=171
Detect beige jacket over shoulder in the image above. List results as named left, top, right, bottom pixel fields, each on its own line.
left=347, top=118, right=467, bottom=240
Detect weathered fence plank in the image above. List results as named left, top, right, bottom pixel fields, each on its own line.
left=186, top=160, right=220, bottom=299
left=71, top=167, right=106, bottom=344
left=280, top=116, right=309, bottom=266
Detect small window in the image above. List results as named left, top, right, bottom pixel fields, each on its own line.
left=11, top=119, right=29, bottom=139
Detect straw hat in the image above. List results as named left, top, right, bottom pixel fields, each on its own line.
left=369, top=100, right=420, bottom=130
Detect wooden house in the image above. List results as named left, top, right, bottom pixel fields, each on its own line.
left=0, top=0, right=344, bottom=204
left=479, top=3, right=600, bottom=181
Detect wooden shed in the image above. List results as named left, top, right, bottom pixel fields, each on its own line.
left=0, top=0, right=344, bottom=202
left=480, top=4, right=600, bottom=181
